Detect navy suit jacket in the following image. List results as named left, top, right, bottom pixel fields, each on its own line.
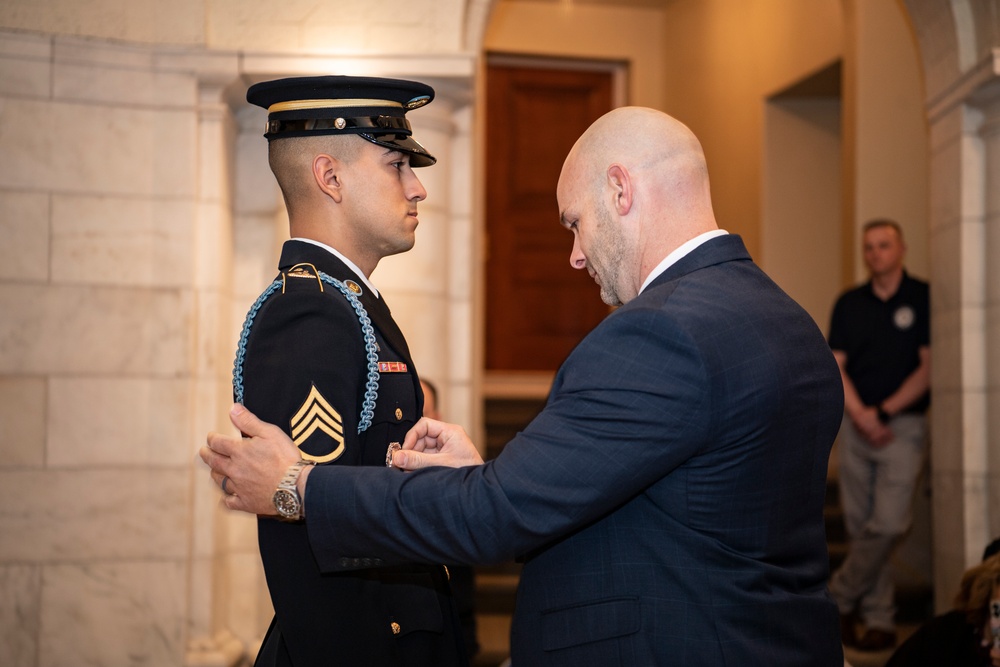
left=306, top=235, right=845, bottom=666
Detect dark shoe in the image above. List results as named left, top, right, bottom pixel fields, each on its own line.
left=839, top=613, right=857, bottom=647
left=856, top=628, right=897, bottom=651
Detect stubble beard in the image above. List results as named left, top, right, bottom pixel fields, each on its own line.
left=592, top=204, right=629, bottom=307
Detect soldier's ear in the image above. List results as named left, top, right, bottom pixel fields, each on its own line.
left=313, top=154, right=344, bottom=203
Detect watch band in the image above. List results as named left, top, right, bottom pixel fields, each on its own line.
left=274, top=460, right=314, bottom=521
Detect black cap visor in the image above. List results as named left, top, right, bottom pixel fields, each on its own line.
left=263, top=114, right=436, bottom=167
left=360, top=132, right=436, bottom=168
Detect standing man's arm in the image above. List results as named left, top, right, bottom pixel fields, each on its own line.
left=203, top=404, right=301, bottom=517
left=833, top=350, right=894, bottom=447
left=879, top=345, right=930, bottom=418
left=201, top=407, right=483, bottom=517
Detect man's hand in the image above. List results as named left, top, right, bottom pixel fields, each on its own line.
left=852, top=406, right=895, bottom=447
left=392, top=417, right=484, bottom=471
left=199, top=403, right=302, bottom=516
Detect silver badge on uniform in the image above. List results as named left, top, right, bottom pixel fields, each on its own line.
left=893, top=305, right=915, bottom=331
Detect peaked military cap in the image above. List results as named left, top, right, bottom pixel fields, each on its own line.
left=246, top=75, right=437, bottom=167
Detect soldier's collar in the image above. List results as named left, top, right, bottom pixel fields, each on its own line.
left=290, top=237, right=379, bottom=298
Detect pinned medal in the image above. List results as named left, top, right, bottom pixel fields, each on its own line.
left=344, top=280, right=363, bottom=295
left=385, top=442, right=401, bottom=467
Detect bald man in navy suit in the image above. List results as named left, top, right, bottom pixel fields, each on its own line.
left=205, top=106, right=845, bottom=666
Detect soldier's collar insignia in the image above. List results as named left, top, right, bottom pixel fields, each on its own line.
left=282, top=263, right=323, bottom=293
left=287, top=263, right=317, bottom=278
left=344, top=279, right=363, bottom=295
left=290, top=384, right=345, bottom=463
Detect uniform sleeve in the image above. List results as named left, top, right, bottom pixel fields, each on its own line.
left=240, top=284, right=367, bottom=465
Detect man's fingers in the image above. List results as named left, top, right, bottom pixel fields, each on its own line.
left=392, top=449, right=427, bottom=471
left=200, top=443, right=228, bottom=473
left=228, top=402, right=272, bottom=438
left=206, top=431, right=239, bottom=458
left=403, top=417, right=436, bottom=449
left=223, top=492, right=247, bottom=512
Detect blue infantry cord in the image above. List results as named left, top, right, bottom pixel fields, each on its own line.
left=232, top=272, right=379, bottom=433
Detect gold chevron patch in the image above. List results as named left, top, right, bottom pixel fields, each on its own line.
left=290, top=385, right=345, bottom=463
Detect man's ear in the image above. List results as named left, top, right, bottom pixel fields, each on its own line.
left=608, top=164, right=633, bottom=216
left=313, top=154, right=343, bottom=203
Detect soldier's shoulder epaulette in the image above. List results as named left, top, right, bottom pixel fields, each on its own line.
left=232, top=262, right=380, bottom=432
left=281, top=264, right=367, bottom=303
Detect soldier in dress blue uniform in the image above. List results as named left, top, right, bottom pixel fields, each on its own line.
left=234, top=75, right=467, bottom=667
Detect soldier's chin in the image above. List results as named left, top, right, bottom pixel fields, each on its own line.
left=393, top=236, right=417, bottom=255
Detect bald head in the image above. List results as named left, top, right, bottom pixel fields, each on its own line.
left=556, top=107, right=718, bottom=303
left=564, top=106, right=713, bottom=218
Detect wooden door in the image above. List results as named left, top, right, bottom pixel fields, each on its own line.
left=485, top=62, right=615, bottom=371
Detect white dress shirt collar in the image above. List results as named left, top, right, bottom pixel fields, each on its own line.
left=638, top=229, right=729, bottom=295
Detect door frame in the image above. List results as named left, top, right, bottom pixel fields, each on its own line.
left=481, top=53, right=629, bottom=400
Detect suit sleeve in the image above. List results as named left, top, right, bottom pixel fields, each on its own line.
left=304, top=303, right=713, bottom=567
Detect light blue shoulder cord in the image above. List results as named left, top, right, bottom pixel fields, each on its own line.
left=232, top=271, right=379, bottom=433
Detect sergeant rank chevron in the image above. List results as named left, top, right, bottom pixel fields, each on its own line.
left=290, top=384, right=345, bottom=463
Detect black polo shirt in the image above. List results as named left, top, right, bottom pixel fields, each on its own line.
left=828, top=272, right=929, bottom=413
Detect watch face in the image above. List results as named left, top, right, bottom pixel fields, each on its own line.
left=273, top=488, right=300, bottom=519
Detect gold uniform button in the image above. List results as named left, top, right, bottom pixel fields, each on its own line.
left=390, top=621, right=401, bottom=635
left=395, top=408, right=402, bottom=420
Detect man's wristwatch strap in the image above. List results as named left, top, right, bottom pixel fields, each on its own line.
left=273, top=459, right=314, bottom=521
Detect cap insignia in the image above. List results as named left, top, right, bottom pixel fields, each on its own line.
left=406, top=95, right=431, bottom=110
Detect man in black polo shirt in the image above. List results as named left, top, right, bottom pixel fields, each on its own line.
left=828, top=219, right=930, bottom=652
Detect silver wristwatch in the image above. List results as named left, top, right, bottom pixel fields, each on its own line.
left=272, top=460, right=313, bottom=522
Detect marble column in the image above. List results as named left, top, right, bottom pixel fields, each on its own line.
left=926, top=77, right=1000, bottom=609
